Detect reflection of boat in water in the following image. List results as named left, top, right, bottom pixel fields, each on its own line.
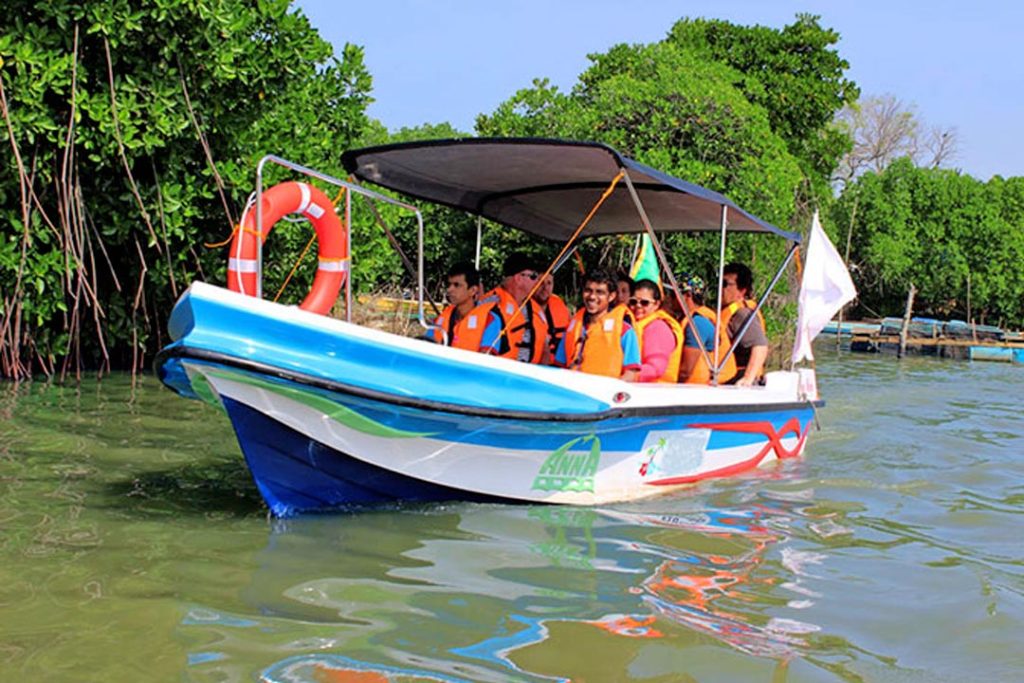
left=262, top=653, right=472, bottom=683
left=181, top=499, right=827, bottom=681
left=157, top=139, right=826, bottom=516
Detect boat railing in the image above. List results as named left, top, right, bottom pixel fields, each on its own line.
left=251, top=155, right=433, bottom=331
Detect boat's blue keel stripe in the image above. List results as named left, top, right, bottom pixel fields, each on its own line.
left=221, top=397, right=497, bottom=515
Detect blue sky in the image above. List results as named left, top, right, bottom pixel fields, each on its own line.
left=298, top=0, right=1023, bottom=180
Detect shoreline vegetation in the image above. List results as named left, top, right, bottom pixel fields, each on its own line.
left=2, top=3, right=1021, bottom=382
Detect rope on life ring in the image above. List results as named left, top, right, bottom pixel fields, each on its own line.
left=226, top=181, right=348, bottom=315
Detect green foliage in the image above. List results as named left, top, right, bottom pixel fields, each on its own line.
left=831, top=160, right=1024, bottom=327
left=1, top=8, right=870, bottom=376
left=666, top=14, right=859, bottom=203
left=475, top=29, right=828, bottom=313
left=0, top=0, right=371, bottom=376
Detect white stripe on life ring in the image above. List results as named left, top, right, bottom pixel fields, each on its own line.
left=295, top=182, right=312, bottom=215
left=317, top=258, right=348, bottom=272
left=228, top=257, right=259, bottom=273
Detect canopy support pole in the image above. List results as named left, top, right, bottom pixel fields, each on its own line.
left=475, top=217, right=482, bottom=269
left=621, top=170, right=714, bottom=374
left=254, top=158, right=266, bottom=299
left=713, top=206, right=729, bottom=385
left=344, top=185, right=352, bottom=322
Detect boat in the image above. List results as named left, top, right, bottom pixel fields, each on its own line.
left=968, top=346, right=1024, bottom=363
left=157, top=138, right=826, bottom=516
left=820, top=320, right=881, bottom=337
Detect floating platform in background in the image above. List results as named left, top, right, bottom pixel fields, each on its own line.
left=823, top=318, right=1024, bottom=364
left=848, top=335, right=1024, bottom=364
left=876, top=317, right=1007, bottom=342
left=821, top=320, right=881, bottom=337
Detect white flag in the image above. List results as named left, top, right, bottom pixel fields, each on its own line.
left=791, top=211, right=857, bottom=364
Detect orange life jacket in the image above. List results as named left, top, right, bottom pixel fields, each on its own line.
left=682, top=305, right=737, bottom=385
left=452, top=286, right=549, bottom=364
left=428, top=303, right=462, bottom=345
left=633, top=309, right=682, bottom=383
left=540, top=293, right=571, bottom=356
left=718, top=299, right=766, bottom=379
left=562, top=305, right=634, bottom=378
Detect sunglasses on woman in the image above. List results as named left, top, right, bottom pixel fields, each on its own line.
left=628, top=297, right=656, bottom=307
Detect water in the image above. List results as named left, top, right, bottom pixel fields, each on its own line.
left=1, top=350, right=1022, bottom=682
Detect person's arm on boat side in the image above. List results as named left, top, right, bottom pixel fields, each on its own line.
left=423, top=305, right=454, bottom=345
left=727, top=306, right=768, bottom=387
left=423, top=323, right=442, bottom=344
left=552, top=333, right=568, bottom=367
left=736, top=345, right=767, bottom=387
left=620, top=324, right=641, bottom=382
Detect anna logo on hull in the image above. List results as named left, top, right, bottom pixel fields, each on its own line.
left=532, top=435, right=601, bottom=492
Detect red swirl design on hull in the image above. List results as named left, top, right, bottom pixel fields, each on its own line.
left=647, top=417, right=810, bottom=486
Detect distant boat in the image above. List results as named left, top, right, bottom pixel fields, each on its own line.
left=968, top=346, right=1024, bottom=363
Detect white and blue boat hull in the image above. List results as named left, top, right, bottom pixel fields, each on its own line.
left=158, top=284, right=820, bottom=516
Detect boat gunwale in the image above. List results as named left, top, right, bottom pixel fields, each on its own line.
left=157, top=345, right=824, bottom=423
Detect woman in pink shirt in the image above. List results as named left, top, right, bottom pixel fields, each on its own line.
left=627, top=280, right=683, bottom=383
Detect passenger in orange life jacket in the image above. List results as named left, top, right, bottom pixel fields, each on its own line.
left=720, top=262, right=768, bottom=387
left=533, top=272, right=571, bottom=357
left=675, top=274, right=736, bottom=385
left=555, top=269, right=641, bottom=381
left=451, top=252, right=550, bottom=364
left=627, top=279, right=682, bottom=383
left=424, top=261, right=480, bottom=345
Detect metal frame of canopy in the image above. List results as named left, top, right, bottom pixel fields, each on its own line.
left=340, top=138, right=800, bottom=241
left=244, top=154, right=426, bottom=325
left=342, top=138, right=801, bottom=385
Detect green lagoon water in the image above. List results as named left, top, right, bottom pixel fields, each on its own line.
left=1, top=349, right=1022, bottom=682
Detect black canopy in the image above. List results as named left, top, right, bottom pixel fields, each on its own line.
left=341, top=138, right=800, bottom=243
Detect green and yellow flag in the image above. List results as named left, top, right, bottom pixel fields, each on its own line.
left=629, top=234, right=660, bottom=285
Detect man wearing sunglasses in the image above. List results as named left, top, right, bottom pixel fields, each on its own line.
left=452, top=252, right=550, bottom=364
left=627, top=279, right=682, bottom=383
left=555, top=270, right=640, bottom=381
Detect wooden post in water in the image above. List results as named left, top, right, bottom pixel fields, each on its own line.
left=967, top=271, right=978, bottom=342
left=898, top=284, right=916, bottom=359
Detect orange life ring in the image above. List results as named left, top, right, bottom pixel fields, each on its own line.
left=226, top=181, right=348, bottom=315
